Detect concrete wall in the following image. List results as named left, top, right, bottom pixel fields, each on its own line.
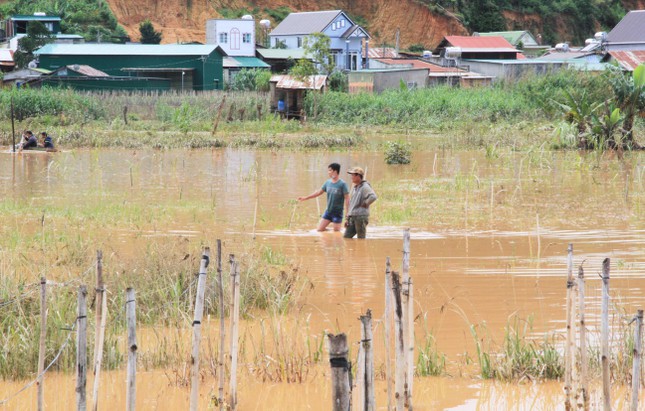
left=349, top=68, right=429, bottom=93
left=464, top=60, right=566, bottom=81
left=206, top=19, right=255, bottom=57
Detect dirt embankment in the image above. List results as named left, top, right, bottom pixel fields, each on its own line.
left=104, top=0, right=466, bottom=48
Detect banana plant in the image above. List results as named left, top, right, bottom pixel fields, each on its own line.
left=590, top=103, right=624, bottom=150
left=552, top=90, right=602, bottom=148
left=607, top=63, right=645, bottom=148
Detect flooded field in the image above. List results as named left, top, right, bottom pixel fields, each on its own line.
left=1, top=145, right=644, bottom=410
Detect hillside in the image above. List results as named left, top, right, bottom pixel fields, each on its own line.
left=104, top=0, right=645, bottom=48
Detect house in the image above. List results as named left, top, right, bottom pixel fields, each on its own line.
left=270, top=74, right=327, bottom=118
left=368, top=58, right=489, bottom=86
left=34, top=43, right=225, bottom=91
left=476, top=31, right=548, bottom=57
left=433, top=36, right=519, bottom=61
left=31, top=64, right=170, bottom=91
left=206, top=18, right=255, bottom=57
left=269, top=10, right=370, bottom=71
left=4, top=13, right=84, bottom=50
left=205, top=19, right=270, bottom=84
left=605, top=10, right=645, bottom=51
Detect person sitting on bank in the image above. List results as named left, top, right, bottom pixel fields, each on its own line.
left=41, top=132, right=54, bottom=149
left=344, top=167, right=378, bottom=239
left=21, top=131, right=38, bottom=150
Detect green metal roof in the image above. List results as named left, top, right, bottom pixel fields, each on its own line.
left=478, top=31, right=529, bottom=45
left=35, top=43, right=223, bottom=57
left=11, top=14, right=61, bottom=21
left=256, top=48, right=307, bottom=60
left=229, top=56, right=269, bottom=68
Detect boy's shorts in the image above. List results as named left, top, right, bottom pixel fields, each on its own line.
left=322, top=211, right=343, bottom=224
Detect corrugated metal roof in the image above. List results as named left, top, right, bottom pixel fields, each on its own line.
left=363, top=47, right=398, bottom=58
left=478, top=31, right=529, bottom=45
left=223, top=56, right=270, bottom=68
left=270, top=74, right=327, bottom=90
left=10, top=15, right=61, bottom=21
left=608, top=50, right=645, bottom=71
left=374, top=58, right=466, bottom=73
left=66, top=65, right=109, bottom=77
left=537, top=51, right=591, bottom=61
left=0, top=49, right=14, bottom=63
left=34, top=43, right=222, bottom=56
left=256, top=48, right=307, bottom=60
left=607, top=10, right=645, bottom=44
left=444, top=36, right=516, bottom=50
left=270, top=10, right=342, bottom=36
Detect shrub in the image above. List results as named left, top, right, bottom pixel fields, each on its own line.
left=384, top=141, right=412, bottom=164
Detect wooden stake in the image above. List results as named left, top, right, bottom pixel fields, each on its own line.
left=212, top=95, right=227, bottom=135
left=577, top=266, right=589, bottom=411
left=288, top=202, right=297, bottom=231
left=11, top=95, right=16, bottom=152
left=392, top=271, right=405, bottom=411
left=401, top=229, right=411, bottom=409
left=91, top=290, right=107, bottom=411
left=217, top=240, right=226, bottom=411
left=252, top=197, right=259, bottom=240
left=564, top=244, right=575, bottom=411
left=126, top=288, right=137, bottom=411
left=631, top=310, right=643, bottom=411
left=229, top=255, right=241, bottom=410
left=77, top=285, right=88, bottom=411
left=601, top=258, right=610, bottom=411
left=190, top=248, right=211, bottom=411
left=328, top=333, right=351, bottom=411
left=37, top=277, right=47, bottom=411
left=360, top=310, right=375, bottom=411
left=406, top=278, right=414, bottom=411
left=385, top=257, right=393, bottom=411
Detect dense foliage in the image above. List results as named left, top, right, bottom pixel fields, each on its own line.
left=418, top=0, right=628, bottom=44
left=0, top=0, right=128, bottom=42
left=139, top=20, right=162, bottom=44
left=13, top=21, right=53, bottom=68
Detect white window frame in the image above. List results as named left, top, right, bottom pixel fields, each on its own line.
left=242, top=33, right=252, bottom=43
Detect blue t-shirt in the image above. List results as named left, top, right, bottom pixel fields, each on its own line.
left=321, top=179, right=349, bottom=215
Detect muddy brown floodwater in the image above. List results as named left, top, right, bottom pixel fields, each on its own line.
left=1, top=146, right=644, bottom=410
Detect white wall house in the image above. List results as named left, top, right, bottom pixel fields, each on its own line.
left=206, top=19, right=255, bottom=57
left=269, top=10, right=370, bottom=71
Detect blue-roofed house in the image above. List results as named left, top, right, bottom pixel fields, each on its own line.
left=269, top=10, right=370, bottom=71
left=34, top=43, right=225, bottom=90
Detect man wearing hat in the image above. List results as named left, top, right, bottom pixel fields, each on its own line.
left=344, top=167, right=378, bottom=239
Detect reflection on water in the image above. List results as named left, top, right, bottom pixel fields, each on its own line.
left=1, top=148, right=644, bottom=409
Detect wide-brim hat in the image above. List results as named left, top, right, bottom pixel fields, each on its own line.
left=347, top=167, right=364, bottom=177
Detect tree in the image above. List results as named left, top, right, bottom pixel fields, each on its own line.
left=14, top=21, right=54, bottom=69
left=139, top=20, right=162, bottom=44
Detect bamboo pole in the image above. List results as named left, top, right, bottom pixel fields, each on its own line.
left=212, top=95, right=227, bottom=135
left=631, top=310, right=643, bottom=411
left=37, top=277, right=47, bottom=411
left=355, top=335, right=365, bottom=411
left=92, top=250, right=105, bottom=411
left=252, top=197, right=259, bottom=240
left=385, top=257, right=393, bottom=411
left=229, top=255, right=241, bottom=410
left=11, top=95, right=16, bottom=152
left=328, top=333, right=351, bottom=411
left=601, top=258, right=611, bottom=411
left=406, top=278, right=414, bottom=411
left=401, top=229, right=411, bottom=409
left=77, top=286, right=88, bottom=411
left=360, top=310, right=375, bottom=411
left=577, top=266, right=589, bottom=411
left=91, top=290, right=107, bottom=411
left=392, top=271, right=405, bottom=411
left=564, top=244, right=574, bottom=411
left=190, top=248, right=211, bottom=411
left=125, top=288, right=137, bottom=411
left=217, top=240, right=226, bottom=411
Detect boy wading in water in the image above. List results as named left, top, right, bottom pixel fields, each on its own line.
left=344, top=167, right=377, bottom=239
left=297, top=163, right=349, bottom=232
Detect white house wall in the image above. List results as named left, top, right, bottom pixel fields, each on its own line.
left=206, top=19, right=255, bottom=57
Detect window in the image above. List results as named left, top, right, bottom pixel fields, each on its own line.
left=340, top=19, right=345, bottom=28
left=219, top=32, right=228, bottom=44
left=297, top=37, right=302, bottom=48
left=332, top=22, right=336, bottom=30
left=242, top=33, right=252, bottom=43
